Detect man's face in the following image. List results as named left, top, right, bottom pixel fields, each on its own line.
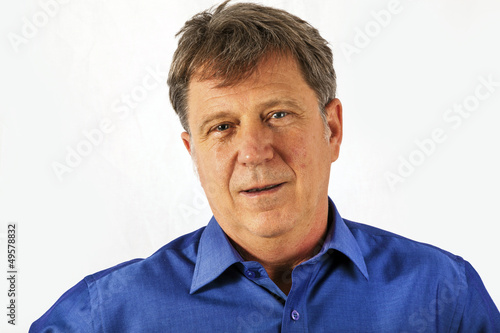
left=182, top=55, right=342, bottom=245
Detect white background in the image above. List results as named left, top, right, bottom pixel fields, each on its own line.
left=1, top=0, right=499, bottom=331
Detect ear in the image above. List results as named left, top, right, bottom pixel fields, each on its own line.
left=181, top=131, right=192, bottom=155
left=325, top=98, right=343, bottom=163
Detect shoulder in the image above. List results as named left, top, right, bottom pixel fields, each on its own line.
left=87, top=226, right=205, bottom=283
left=343, top=219, right=466, bottom=280
left=345, top=219, right=463, bottom=261
left=340, top=219, right=500, bottom=331
left=30, top=227, right=206, bottom=332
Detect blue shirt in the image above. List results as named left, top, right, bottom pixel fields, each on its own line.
left=30, top=199, right=500, bottom=332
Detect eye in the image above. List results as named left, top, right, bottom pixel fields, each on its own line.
left=214, top=124, right=230, bottom=132
left=271, top=111, right=288, bottom=119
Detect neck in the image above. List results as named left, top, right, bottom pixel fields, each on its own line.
left=228, top=210, right=329, bottom=295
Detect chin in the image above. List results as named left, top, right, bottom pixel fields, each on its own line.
left=246, top=213, right=296, bottom=239
left=249, top=227, right=290, bottom=239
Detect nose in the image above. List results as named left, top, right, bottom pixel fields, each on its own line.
left=237, top=121, right=274, bottom=166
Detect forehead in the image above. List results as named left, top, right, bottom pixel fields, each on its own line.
left=187, top=55, right=313, bottom=111
left=192, top=52, right=301, bottom=87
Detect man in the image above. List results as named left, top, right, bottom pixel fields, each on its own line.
left=31, top=1, right=499, bottom=332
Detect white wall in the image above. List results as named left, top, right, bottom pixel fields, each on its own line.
left=1, top=0, right=499, bottom=331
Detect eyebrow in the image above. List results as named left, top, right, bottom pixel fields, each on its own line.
left=198, top=111, right=234, bottom=135
left=254, top=98, right=306, bottom=115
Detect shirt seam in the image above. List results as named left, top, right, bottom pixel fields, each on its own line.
left=447, top=258, right=467, bottom=332
left=83, top=276, right=97, bottom=332
left=84, top=274, right=100, bottom=333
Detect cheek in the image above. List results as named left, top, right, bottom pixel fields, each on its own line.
left=283, top=134, right=317, bottom=170
left=196, top=146, right=233, bottom=194
left=295, top=147, right=309, bottom=170
left=285, top=132, right=331, bottom=200
left=213, top=146, right=234, bottom=176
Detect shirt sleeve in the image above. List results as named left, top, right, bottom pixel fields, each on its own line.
left=458, top=261, right=500, bottom=332
left=29, top=279, right=94, bottom=333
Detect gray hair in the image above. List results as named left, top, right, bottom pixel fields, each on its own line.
left=167, top=0, right=337, bottom=133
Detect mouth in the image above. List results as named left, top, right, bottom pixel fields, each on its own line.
left=241, top=183, right=285, bottom=194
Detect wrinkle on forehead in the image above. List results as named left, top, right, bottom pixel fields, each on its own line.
left=191, top=51, right=299, bottom=89
left=191, top=50, right=292, bottom=87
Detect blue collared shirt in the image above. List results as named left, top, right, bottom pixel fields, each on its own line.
left=31, top=199, right=500, bottom=332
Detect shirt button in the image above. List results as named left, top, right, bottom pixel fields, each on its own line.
left=245, top=270, right=256, bottom=278
left=291, top=310, right=300, bottom=321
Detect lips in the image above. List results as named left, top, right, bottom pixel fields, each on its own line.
left=242, top=183, right=284, bottom=193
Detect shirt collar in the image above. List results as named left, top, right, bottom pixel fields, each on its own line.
left=322, top=197, right=369, bottom=280
left=190, top=197, right=368, bottom=293
left=190, top=216, right=242, bottom=294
